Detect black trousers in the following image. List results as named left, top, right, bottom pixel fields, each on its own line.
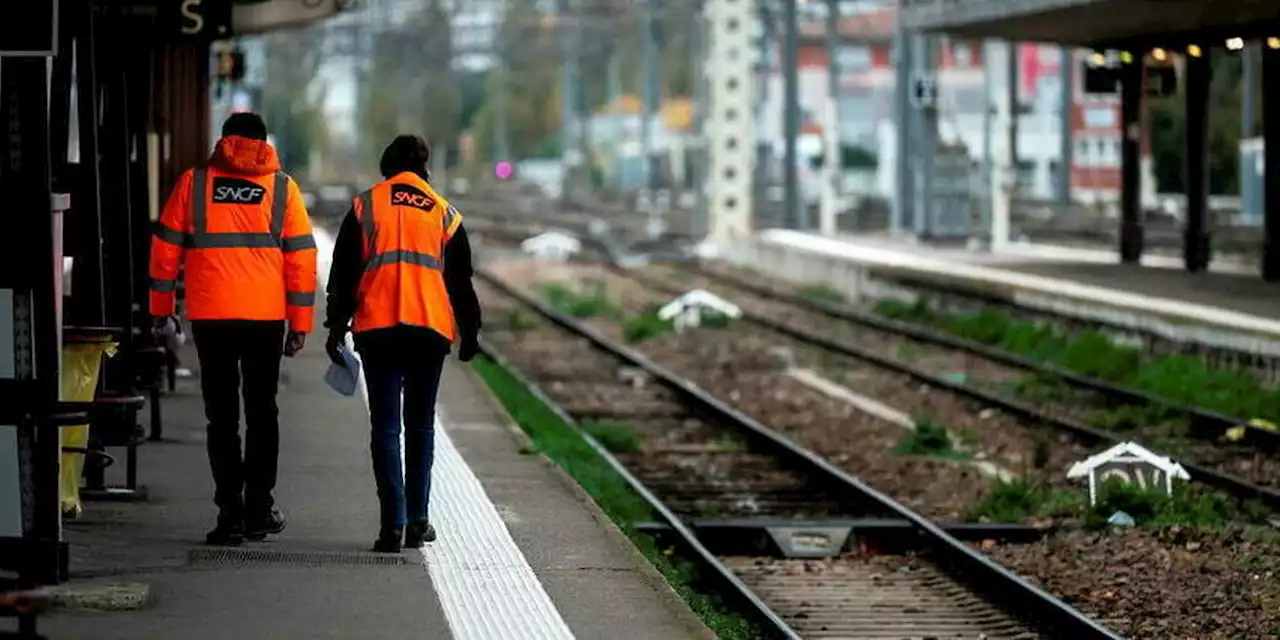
left=192, top=320, right=285, bottom=517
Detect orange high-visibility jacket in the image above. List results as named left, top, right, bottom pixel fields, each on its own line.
left=350, top=172, right=462, bottom=341
left=149, top=136, right=318, bottom=333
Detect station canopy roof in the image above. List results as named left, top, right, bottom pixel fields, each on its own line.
left=902, top=0, right=1280, bottom=48
left=232, top=0, right=348, bottom=35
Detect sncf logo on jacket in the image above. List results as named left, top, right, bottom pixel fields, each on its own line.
left=212, top=177, right=268, bottom=204
left=390, top=184, right=437, bottom=211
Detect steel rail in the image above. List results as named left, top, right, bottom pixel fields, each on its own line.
left=478, top=267, right=1123, bottom=640
left=615, top=265, right=1280, bottom=511
left=475, top=340, right=801, bottom=639
left=682, top=261, right=1279, bottom=448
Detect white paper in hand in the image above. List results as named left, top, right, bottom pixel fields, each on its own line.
left=324, top=346, right=361, bottom=397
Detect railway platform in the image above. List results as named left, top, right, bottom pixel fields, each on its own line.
left=36, top=338, right=709, bottom=639
left=735, top=230, right=1280, bottom=354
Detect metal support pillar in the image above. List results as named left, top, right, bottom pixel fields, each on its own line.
left=912, top=34, right=937, bottom=239
left=1182, top=51, right=1211, bottom=273
left=557, top=0, right=578, bottom=200
left=1262, top=45, right=1280, bottom=281
left=691, top=14, right=708, bottom=238
left=68, top=0, right=106, bottom=328
left=97, top=30, right=137, bottom=351
left=819, top=0, right=841, bottom=236
left=1118, top=56, right=1145, bottom=264
left=1057, top=45, right=1072, bottom=205
left=752, top=3, right=774, bottom=217
left=703, top=0, right=758, bottom=243
left=1007, top=40, right=1019, bottom=196
left=980, top=40, right=994, bottom=241
left=782, top=0, right=801, bottom=230
left=890, top=5, right=912, bottom=234
left=0, top=54, right=64, bottom=586
left=641, top=0, right=659, bottom=194
left=990, top=41, right=1014, bottom=251
left=1243, top=42, right=1257, bottom=140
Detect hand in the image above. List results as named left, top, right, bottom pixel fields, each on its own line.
left=283, top=331, right=307, bottom=357
left=457, top=336, right=479, bottom=362
left=325, top=330, right=347, bottom=366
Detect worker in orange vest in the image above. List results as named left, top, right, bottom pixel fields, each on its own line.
left=324, top=135, right=482, bottom=552
left=149, top=113, right=318, bottom=546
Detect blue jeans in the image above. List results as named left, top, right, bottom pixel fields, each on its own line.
left=362, top=349, right=447, bottom=529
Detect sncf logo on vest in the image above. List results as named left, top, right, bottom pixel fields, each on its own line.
left=212, top=177, right=268, bottom=204
left=390, top=184, right=437, bottom=212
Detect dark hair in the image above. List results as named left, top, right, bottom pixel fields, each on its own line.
left=380, top=135, right=431, bottom=179
left=221, top=113, right=268, bottom=141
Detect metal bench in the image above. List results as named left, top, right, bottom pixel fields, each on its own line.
left=77, top=395, right=148, bottom=501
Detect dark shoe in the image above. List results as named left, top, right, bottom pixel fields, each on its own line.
left=404, top=522, right=437, bottom=549
left=244, top=507, right=287, bottom=541
left=206, top=509, right=245, bottom=546
left=372, top=527, right=404, bottom=553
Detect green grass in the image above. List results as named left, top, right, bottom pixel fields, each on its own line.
left=1082, top=481, right=1270, bottom=530
left=622, top=307, right=674, bottom=344
left=877, top=299, right=1280, bottom=429
left=797, top=284, right=846, bottom=304
left=503, top=308, right=538, bottom=332
left=964, top=478, right=1083, bottom=523
left=472, top=356, right=759, bottom=638
left=892, top=418, right=971, bottom=461
left=582, top=421, right=644, bottom=454
left=964, top=475, right=1269, bottom=528
left=621, top=306, right=733, bottom=344
left=538, top=282, right=617, bottom=318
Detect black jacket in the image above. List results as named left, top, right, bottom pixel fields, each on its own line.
left=324, top=184, right=482, bottom=360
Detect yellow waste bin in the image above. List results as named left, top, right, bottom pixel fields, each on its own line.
left=60, top=337, right=117, bottom=519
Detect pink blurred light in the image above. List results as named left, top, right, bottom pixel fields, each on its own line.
left=494, top=161, right=513, bottom=180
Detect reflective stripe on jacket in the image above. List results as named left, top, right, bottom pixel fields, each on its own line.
left=350, top=171, right=461, bottom=341
left=149, top=136, right=318, bottom=332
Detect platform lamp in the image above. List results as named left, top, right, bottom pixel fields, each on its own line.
left=213, top=46, right=245, bottom=100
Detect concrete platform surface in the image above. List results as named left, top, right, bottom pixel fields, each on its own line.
left=743, top=230, right=1280, bottom=349
left=39, top=333, right=709, bottom=639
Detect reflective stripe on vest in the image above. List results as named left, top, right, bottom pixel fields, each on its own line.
left=351, top=178, right=456, bottom=340
left=185, top=169, right=297, bottom=250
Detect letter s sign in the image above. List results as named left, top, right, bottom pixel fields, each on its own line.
left=181, top=0, right=204, bottom=35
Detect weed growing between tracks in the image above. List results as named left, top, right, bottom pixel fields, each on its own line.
left=877, top=299, right=1280, bottom=427
left=539, top=282, right=619, bottom=319
left=892, top=418, right=972, bottom=461
left=472, top=355, right=760, bottom=639
left=964, top=474, right=1270, bottom=530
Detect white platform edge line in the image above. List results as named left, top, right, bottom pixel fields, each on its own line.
left=315, top=227, right=576, bottom=640
left=759, top=229, right=1280, bottom=337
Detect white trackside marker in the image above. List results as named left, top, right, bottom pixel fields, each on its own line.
left=316, top=227, right=576, bottom=639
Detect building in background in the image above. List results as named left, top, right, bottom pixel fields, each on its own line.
left=753, top=2, right=1148, bottom=209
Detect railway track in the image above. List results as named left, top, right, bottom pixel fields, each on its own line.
left=465, top=202, right=1280, bottom=636
left=477, top=274, right=1118, bottom=639
left=629, top=261, right=1280, bottom=504
left=463, top=204, right=1280, bottom=508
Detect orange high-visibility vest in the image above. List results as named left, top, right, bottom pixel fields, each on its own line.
left=149, top=166, right=318, bottom=332
left=351, top=172, right=462, bottom=341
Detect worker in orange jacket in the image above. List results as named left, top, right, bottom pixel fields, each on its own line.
left=149, top=113, right=318, bottom=546
left=325, top=135, right=481, bottom=552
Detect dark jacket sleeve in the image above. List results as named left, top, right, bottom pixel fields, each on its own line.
left=443, top=224, right=482, bottom=345
left=324, top=208, right=364, bottom=332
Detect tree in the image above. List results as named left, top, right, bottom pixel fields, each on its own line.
left=1148, top=53, right=1262, bottom=195
left=262, top=26, right=331, bottom=178
left=356, top=0, right=461, bottom=170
